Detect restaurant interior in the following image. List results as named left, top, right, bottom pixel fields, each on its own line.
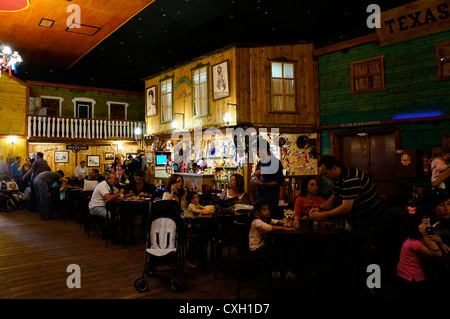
left=0, top=0, right=450, bottom=303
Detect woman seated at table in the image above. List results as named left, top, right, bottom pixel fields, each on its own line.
left=125, top=170, right=153, bottom=198
left=294, top=176, right=325, bottom=220
left=162, top=173, right=187, bottom=208
left=214, top=173, right=249, bottom=213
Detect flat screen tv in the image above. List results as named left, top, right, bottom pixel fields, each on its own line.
left=156, top=154, right=167, bottom=166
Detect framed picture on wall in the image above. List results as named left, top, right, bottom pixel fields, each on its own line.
left=146, top=85, right=157, bottom=117
left=87, top=155, right=100, bottom=167
left=54, top=151, right=69, bottom=163
left=104, top=152, right=114, bottom=161
left=212, top=60, right=230, bottom=100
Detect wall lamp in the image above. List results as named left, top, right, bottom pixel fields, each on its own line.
left=223, top=103, right=238, bottom=125
left=171, top=113, right=185, bottom=130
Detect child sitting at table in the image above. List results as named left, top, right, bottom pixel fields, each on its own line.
left=183, top=191, right=205, bottom=268
left=249, top=199, right=295, bottom=279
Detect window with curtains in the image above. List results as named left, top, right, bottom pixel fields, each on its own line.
left=435, top=40, right=450, bottom=81
left=270, top=61, right=296, bottom=112
left=192, top=66, right=209, bottom=117
left=349, top=55, right=385, bottom=93
left=160, top=77, right=173, bottom=123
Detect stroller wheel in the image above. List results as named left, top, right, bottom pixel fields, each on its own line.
left=170, top=278, right=184, bottom=291
left=134, top=277, right=148, bottom=292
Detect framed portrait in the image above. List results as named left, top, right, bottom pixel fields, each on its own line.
left=212, top=60, right=230, bottom=100
left=146, top=85, right=157, bottom=117
left=54, top=151, right=69, bottom=163
left=87, top=155, right=100, bottom=167
left=104, top=152, right=114, bottom=161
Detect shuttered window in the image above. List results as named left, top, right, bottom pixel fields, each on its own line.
left=349, top=55, right=386, bottom=94
left=435, top=40, right=450, bottom=81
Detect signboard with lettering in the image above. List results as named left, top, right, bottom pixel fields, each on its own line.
left=376, top=0, right=450, bottom=46
left=66, top=145, right=89, bottom=150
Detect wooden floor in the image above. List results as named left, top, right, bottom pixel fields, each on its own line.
left=4, top=209, right=441, bottom=303
left=0, top=209, right=284, bottom=300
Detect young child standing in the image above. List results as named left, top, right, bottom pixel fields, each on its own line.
left=249, top=199, right=295, bottom=279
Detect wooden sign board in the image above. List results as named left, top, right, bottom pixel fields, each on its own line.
left=377, top=0, right=450, bottom=46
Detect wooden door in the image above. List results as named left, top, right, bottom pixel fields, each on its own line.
left=339, top=132, right=397, bottom=200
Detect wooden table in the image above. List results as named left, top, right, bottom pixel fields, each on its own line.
left=106, top=198, right=151, bottom=246
left=272, top=221, right=348, bottom=285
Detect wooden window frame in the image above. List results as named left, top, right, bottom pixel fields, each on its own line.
left=191, top=63, right=210, bottom=118
left=40, top=95, right=63, bottom=117
left=107, top=101, right=128, bottom=120
left=269, top=60, right=297, bottom=114
left=160, top=76, right=174, bottom=124
left=434, top=40, right=450, bottom=82
left=349, top=55, right=386, bottom=94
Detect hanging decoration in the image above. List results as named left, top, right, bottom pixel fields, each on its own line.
left=0, top=41, right=22, bottom=76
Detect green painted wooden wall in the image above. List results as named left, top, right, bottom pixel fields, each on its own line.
left=318, top=29, right=450, bottom=156
left=29, top=85, right=144, bottom=121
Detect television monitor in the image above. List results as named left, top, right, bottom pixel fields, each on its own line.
left=156, top=154, right=167, bottom=166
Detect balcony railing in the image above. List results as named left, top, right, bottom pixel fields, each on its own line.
left=28, top=116, right=145, bottom=140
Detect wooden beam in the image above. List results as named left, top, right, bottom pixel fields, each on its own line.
left=313, top=33, right=379, bottom=57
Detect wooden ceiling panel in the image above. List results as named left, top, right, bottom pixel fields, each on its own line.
left=0, top=0, right=155, bottom=69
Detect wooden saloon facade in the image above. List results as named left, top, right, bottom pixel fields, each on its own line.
left=143, top=42, right=320, bottom=202
left=0, top=78, right=146, bottom=177
left=314, top=0, right=450, bottom=203
left=0, top=0, right=448, bottom=204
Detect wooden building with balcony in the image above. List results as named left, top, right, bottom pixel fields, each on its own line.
left=143, top=42, right=319, bottom=202
left=0, top=77, right=146, bottom=177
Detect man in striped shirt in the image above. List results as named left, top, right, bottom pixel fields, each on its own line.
left=309, top=155, right=386, bottom=234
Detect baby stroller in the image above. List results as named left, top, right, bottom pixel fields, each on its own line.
left=134, top=199, right=186, bottom=292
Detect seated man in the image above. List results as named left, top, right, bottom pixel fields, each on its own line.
left=86, top=169, right=105, bottom=183
left=88, top=172, right=124, bottom=219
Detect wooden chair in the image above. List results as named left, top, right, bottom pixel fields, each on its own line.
left=233, top=219, right=272, bottom=299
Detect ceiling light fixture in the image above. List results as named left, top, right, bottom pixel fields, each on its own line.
left=0, top=41, right=22, bottom=76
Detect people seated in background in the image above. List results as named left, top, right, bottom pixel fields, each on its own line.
left=430, top=147, right=450, bottom=189
left=88, top=172, right=125, bottom=219
left=396, top=208, right=444, bottom=297
left=0, top=175, right=9, bottom=212
left=162, top=173, right=186, bottom=208
left=110, top=157, right=123, bottom=182
left=249, top=199, right=295, bottom=279
left=294, top=176, right=325, bottom=220
left=86, top=169, right=105, bottom=183
left=74, top=161, right=89, bottom=181
left=218, top=173, right=250, bottom=206
left=125, top=170, right=153, bottom=198
left=6, top=177, right=23, bottom=207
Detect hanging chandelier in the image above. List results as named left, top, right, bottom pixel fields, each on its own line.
left=0, top=41, right=22, bottom=76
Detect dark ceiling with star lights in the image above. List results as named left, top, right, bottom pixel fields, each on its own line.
left=16, top=0, right=416, bottom=92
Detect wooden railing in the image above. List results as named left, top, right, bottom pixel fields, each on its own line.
left=28, top=116, right=145, bottom=140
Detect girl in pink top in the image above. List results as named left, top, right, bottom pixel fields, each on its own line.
left=294, top=176, right=325, bottom=220
left=396, top=212, right=443, bottom=296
